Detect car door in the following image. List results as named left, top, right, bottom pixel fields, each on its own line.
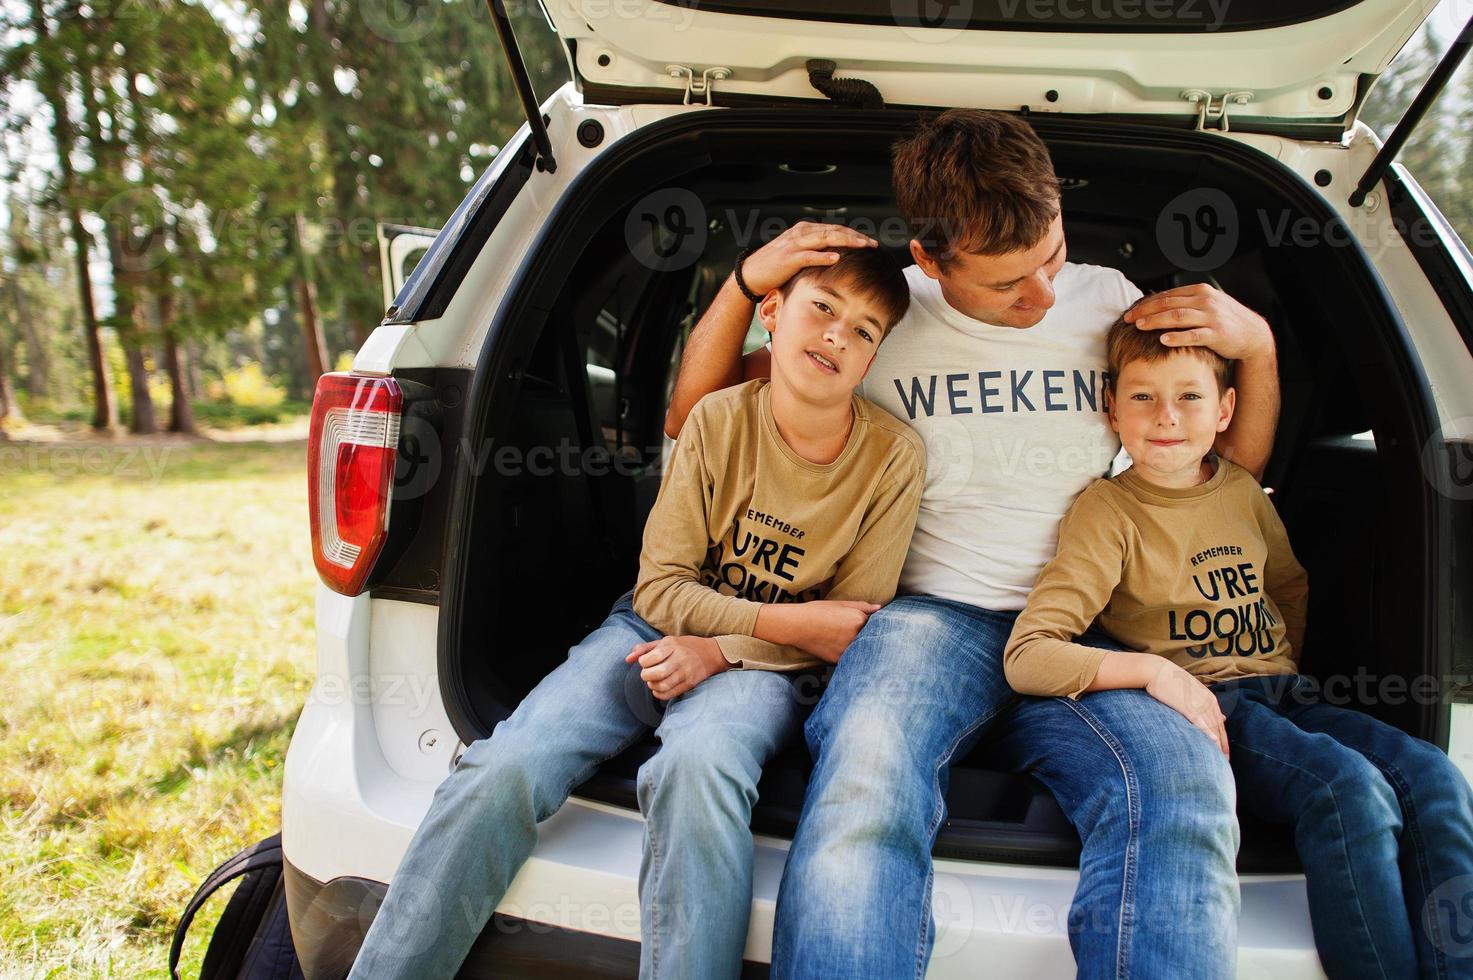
left=535, top=0, right=1435, bottom=137
left=377, top=223, right=440, bottom=312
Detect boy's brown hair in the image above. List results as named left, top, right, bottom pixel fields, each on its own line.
left=780, top=245, right=910, bottom=338
left=1105, top=307, right=1233, bottom=394
left=890, top=109, right=1061, bottom=271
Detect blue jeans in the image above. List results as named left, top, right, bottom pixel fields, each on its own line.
left=771, top=595, right=1240, bottom=980
left=348, top=592, right=808, bottom=980
left=1213, top=673, right=1473, bottom=979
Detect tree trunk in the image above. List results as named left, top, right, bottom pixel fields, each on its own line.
left=349, top=317, right=371, bottom=349
left=106, top=223, right=158, bottom=435
left=14, top=282, right=50, bottom=401
left=159, top=292, right=195, bottom=435
left=73, top=209, right=116, bottom=431
left=186, top=337, right=205, bottom=403
left=294, top=212, right=330, bottom=381
left=296, top=276, right=329, bottom=379
left=162, top=332, right=195, bottom=434
left=349, top=247, right=378, bottom=347
left=30, top=0, right=115, bottom=430
left=75, top=15, right=156, bottom=435
left=0, top=334, right=20, bottom=424
left=121, top=342, right=156, bottom=433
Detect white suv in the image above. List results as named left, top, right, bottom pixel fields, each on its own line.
left=281, top=1, right=1473, bottom=975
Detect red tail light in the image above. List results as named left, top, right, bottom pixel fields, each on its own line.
left=308, top=373, right=403, bottom=595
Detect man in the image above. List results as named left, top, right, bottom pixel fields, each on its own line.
left=663, top=108, right=1280, bottom=978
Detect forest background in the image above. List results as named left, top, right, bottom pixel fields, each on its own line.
left=0, top=3, right=1469, bottom=977
left=0, top=0, right=564, bottom=434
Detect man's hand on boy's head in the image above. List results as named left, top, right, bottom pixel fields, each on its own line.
left=1124, top=282, right=1274, bottom=361
left=625, top=635, right=731, bottom=701
left=739, top=221, right=878, bottom=296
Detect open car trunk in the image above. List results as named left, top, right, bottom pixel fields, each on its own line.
left=433, top=107, right=1447, bottom=875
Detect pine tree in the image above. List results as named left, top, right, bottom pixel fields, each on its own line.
left=243, top=0, right=556, bottom=367
left=8, top=0, right=119, bottom=430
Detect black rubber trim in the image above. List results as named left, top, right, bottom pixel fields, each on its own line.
left=574, top=83, right=1350, bottom=141
left=385, top=137, right=536, bottom=325
left=1375, top=166, right=1473, bottom=737
left=365, top=367, right=471, bottom=602
left=283, top=860, right=773, bottom=979
left=1381, top=165, right=1473, bottom=358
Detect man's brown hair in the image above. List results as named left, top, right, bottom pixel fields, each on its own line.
left=780, top=246, right=910, bottom=338
left=891, top=109, right=1061, bottom=270
left=1106, top=308, right=1233, bottom=394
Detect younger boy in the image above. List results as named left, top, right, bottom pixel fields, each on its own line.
left=348, top=246, right=925, bottom=980
left=1004, top=313, right=1473, bottom=978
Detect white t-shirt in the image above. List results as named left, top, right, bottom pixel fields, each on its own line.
left=857, top=262, right=1142, bottom=611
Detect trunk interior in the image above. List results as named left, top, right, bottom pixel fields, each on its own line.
left=436, top=108, right=1443, bottom=873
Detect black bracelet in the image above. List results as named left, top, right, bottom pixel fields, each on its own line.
left=733, top=248, right=764, bottom=304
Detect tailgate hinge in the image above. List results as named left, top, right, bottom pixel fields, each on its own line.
left=1182, top=89, right=1253, bottom=132
left=665, top=65, right=730, bottom=106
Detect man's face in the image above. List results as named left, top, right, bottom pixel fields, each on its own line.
left=760, top=276, right=886, bottom=402
left=910, top=211, right=1066, bottom=329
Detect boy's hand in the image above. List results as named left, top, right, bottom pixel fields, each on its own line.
left=1124, top=282, right=1274, bottom=362
left=784, top=599, right=882, bottom=663
left=738, top=222, right=878, bottom=296
left=1144, top=660, right=1231, bottom=758
left=625, top=635, right=730, bottom=701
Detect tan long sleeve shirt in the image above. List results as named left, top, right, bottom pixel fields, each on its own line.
left=1004, top=460, right=1309, bottom=697
left=634, top=379, right=925, bottom=670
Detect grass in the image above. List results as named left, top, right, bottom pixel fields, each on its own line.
left=0, top=438, right=315, bottom=978
left=190, top=400, right=313, bottom=428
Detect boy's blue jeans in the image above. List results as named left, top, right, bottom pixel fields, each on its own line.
left=772, top=595, right=1243, bottom=980
left=347, top=591, right=808, bottom=980
left=1213, top=673, right=1473, bottom=979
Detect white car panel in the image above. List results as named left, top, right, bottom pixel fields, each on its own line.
left=546, top=0, right=1435, bottom=125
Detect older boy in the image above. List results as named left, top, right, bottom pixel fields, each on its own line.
left=347, top=247, right=924, bottom=980
left=665, top=109, right=1280, bottom=978
left=1006, top=314, right=1473, bottom=979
